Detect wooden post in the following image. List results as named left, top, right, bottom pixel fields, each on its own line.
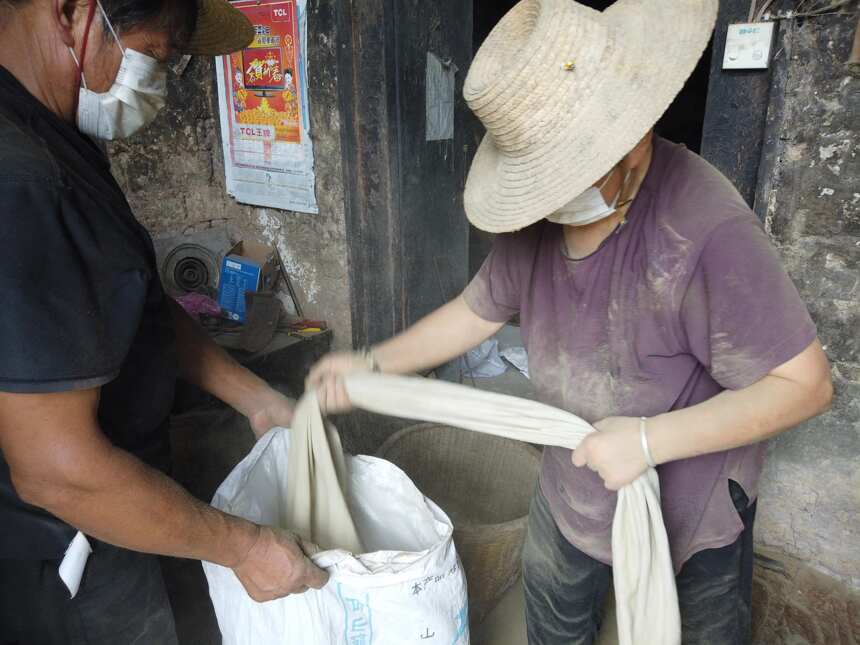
left=700, top=0, right=777, bottom=208
left=335, top=0, right=473, bottom=348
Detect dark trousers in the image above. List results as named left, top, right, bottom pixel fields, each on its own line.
left=523, top=481, right=756, bottom=645
left=0, top=541, right=178, bottom=645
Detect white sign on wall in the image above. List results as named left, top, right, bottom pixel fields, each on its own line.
left=723, top=22, right=776, bottom=70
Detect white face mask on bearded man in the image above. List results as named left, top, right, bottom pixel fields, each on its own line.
left=68, top=1, right=168, bottom=140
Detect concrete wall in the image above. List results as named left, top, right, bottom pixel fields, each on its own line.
left=754, top=10, right=859, bottom=589
left=107, top=1, right=353, bottom=349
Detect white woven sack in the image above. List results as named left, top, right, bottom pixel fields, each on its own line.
left=203, top=428, right=470, bottom=645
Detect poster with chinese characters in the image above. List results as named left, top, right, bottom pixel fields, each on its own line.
left=215, top=0, right=318, bottom=213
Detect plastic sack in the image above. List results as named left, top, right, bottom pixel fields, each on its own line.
left=499, top=346, right=529, bottom=379
left=203, top=428, right=470, bottom=645
left=459, top=339, right=507, bottom=378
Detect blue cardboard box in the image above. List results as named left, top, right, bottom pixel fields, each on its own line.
left=217, top=241, right=280, bottom=322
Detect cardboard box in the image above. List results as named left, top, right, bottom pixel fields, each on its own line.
left=217, top=241, right=280, bottom=322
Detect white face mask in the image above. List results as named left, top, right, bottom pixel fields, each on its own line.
left=69, top=2, right=167, bottom=140
left=547, top=167, right=628, bottom=227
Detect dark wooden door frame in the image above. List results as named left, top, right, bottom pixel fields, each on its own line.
left=334, top=0, right=473, bottom=349
left=701, top=0, right=791, bottom=217
left=334, top=0, right=403, bottom=349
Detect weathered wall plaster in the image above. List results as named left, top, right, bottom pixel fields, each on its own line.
left=107, top=2, right=353, bottom=349
left=755, top=10, right=859, bottom=589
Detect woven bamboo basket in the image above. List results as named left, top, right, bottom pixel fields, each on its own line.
left=377, top=423, right=541, bottom=627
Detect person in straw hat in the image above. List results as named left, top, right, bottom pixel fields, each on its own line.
left=311, top=0, right=833, bottom=642
left=0, top=1, right=327, bottom=642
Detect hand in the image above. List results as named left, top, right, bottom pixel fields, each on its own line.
left=571, top=416, right=648, bottom=491
left=232, top=526, right=329, bottom=602
left=247, top=388, right=296, bottom=439
left=306, top=352, right=374, bottom=414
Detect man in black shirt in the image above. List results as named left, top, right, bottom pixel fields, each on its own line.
left=0, top=1, right=326, bottom=642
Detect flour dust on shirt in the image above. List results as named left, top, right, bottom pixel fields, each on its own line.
left=463, top=137, right=816, bottom=570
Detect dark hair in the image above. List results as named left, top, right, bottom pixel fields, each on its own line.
left=99, top=0, right=198, bottom=50
left=2, top=1, right=198, bottom=50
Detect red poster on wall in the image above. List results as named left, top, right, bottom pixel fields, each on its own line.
left=216, top=0, right=317, bottom=213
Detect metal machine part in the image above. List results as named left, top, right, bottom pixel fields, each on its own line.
left=162, top=244, right=220, bottom=296
left=152, top=229, right=232, bottom=297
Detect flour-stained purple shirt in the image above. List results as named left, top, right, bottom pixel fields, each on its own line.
left=463, top=137, right=817, bottom=570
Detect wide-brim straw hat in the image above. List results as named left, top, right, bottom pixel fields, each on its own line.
left=183, top=0, right=255, bottom=56
left=463, top=0, right=719, bottom=233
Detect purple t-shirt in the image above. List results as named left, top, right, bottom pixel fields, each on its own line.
left=463, top=137, right=816, bottom=570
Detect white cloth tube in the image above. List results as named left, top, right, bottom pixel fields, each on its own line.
left=342, top=373, right=680, bottom=645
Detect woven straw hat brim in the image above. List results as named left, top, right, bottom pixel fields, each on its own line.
left=463, top=0, right=718, bottom=233
left=182, top=0, right=255, bottom=56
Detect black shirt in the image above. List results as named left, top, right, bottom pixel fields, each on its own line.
left=0, top=66, right=178, bottom=559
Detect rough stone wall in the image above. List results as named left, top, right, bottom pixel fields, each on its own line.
left=107, top=1, right=353, bottom=349
left=755, top=10, right=859, bottom=589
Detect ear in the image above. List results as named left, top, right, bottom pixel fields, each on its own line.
left=52, top=0, right=78, bottom=47
left=52, top=0, right=90, bottom=48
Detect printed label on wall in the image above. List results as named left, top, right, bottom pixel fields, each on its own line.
left=215, top=0, right=318, bottom=213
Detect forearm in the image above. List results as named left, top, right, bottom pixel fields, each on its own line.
left=647, top=371, right=832, bottom=465
left=169, top=298, right=271, bottom=418
left=371, top=296, right=505, bottom=374
left=14, top=438, right=256, bottom=567
left=574, top=341, right=832, bottom=491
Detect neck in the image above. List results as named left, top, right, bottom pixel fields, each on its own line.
left=562, top=145, right=654, bottom=260
left=0, top=11, right=78, bottom=121
left=562, top=211, right=626, bottom=259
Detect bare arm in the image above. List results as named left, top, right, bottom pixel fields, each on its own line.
left=573, top=340, right=833, bottom=490
left=371, top=295, right=505, bottom=374
left=307, top=295, right=505, bottom=411
left=169, top=298, right=294, bottom=437
left=0, top=388, right=326, bottom=600
left=647, top=339, right=832, bottom=462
